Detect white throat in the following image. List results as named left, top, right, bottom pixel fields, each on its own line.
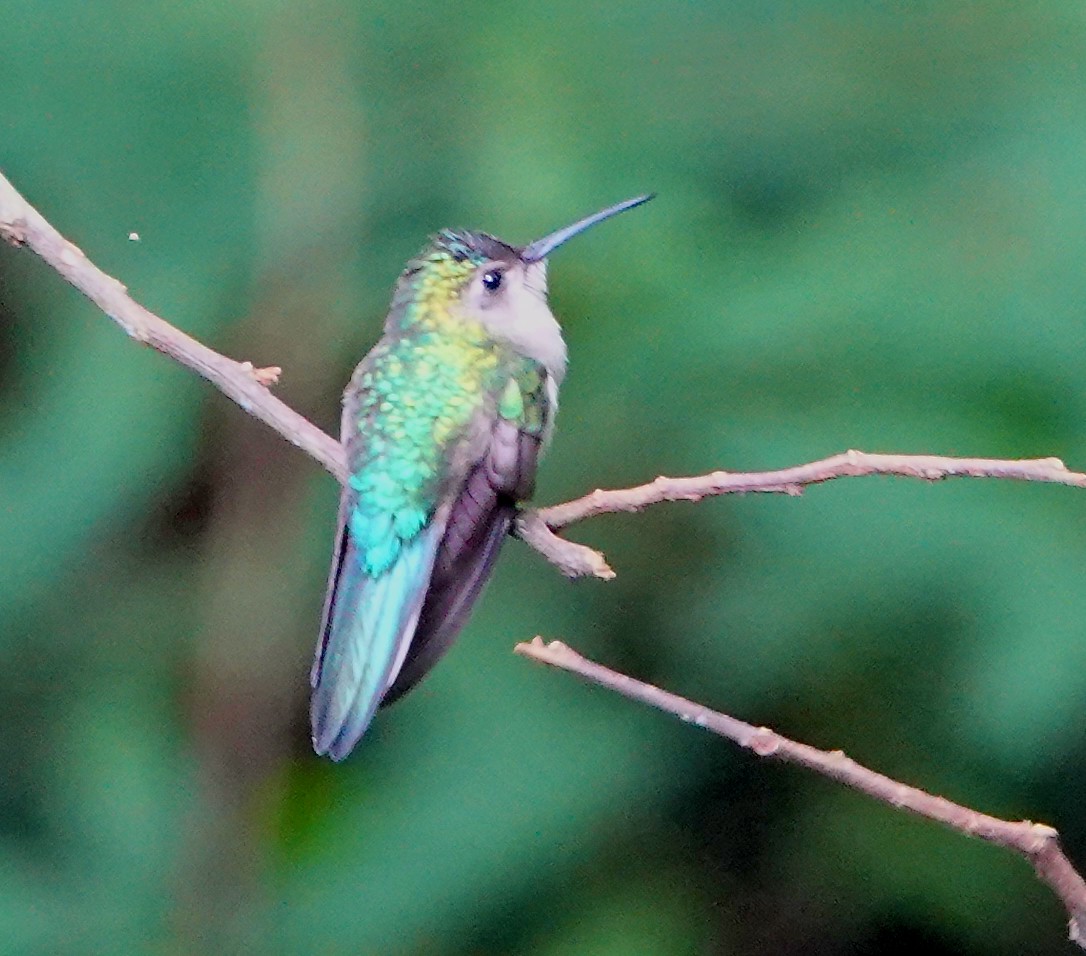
left=471, top=260, right=568, bottom=382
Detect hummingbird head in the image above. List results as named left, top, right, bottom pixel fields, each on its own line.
left=391, top=195, right=654, bottom=379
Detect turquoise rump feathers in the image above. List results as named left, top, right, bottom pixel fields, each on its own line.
left=310, top=194, right=654, bottom=759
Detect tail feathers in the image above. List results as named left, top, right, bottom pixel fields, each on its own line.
left=310, top=523, right=441, bottom=761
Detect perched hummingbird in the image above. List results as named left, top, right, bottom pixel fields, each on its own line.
left=310, top=194, right=653, bottom=760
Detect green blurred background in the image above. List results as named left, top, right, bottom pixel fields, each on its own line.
left=4, top=2, right=1086, bottom=953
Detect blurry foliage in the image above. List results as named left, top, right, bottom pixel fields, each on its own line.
left=3, top=2, right=1086, bottom=953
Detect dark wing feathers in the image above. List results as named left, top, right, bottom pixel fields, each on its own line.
left=311, top=357, right=550, bottom=755
left=380, top=418, right=542, bottom=705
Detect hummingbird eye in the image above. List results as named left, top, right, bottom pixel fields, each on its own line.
left=481, top=269, right=503, bottom=293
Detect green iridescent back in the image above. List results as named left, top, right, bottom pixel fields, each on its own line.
left=344, top=235, right=549, bottom=577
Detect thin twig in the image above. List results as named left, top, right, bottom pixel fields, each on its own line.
left=522, top=452, right=1086, bottom=576
left=537, top=452, right=1086, bottom=528
left=515, top=637, right=1086, bottom=948
left=3, top=167, right=1086, bottom=579
left=514, top=510, right=616, bottom=579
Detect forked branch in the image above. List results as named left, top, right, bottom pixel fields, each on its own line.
left=3, top=168, right=1084, bottom=579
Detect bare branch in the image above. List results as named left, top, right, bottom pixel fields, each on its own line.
left=0, top=170, right=345, bottom=483
left=515, top=637, right=1086, bottom=948
left=528, top=452, right=1086, bottom=578
left=536, top=451, right=1086, bottom=531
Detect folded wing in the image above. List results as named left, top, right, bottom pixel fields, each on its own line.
left=381, top=413, right=542, bottom=705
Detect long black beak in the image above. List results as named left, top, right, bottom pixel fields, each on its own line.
left=520, top=193, right=654, bottom=263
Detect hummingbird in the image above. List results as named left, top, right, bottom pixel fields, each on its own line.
left=310, top=194, right=654, bottom=760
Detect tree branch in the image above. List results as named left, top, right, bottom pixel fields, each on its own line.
left=536, top=451, right=1086, bottom=528
left=4, top=168, right=1086, bottom=579
left=515, top=637, right=1086, bottom=949
left=521, top=452, right=1086, bottom=577
left=0, top=170, right=345, bottom=483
